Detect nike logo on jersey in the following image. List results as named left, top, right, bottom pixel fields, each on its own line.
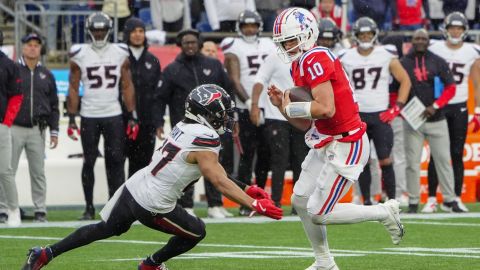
left=307, top=58, right=314, bottom=64
left=460, top=107, right=467, bottom=112
left=203, top=133, right=214, bottom=138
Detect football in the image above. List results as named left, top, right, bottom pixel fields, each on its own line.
left=288, top=86, right=313, bottom=102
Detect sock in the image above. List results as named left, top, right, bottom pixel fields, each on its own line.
left=291, top=194, right=335, bottom=267
left=381, top=164, right=396, bottom=199
left=358, top=164, right=371, bottom=202
left=321, top=203, right=388, bottom=224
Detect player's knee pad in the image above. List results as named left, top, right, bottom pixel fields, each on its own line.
left=291, top=193, right=308, bottom=211
left=188, top=217, right=207, bottom=242
left=311, top=213, right=329, bottom=225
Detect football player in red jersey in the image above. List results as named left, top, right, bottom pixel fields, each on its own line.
left=268, top=7, right=404, bottom=270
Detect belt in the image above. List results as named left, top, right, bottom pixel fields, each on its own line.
left=332, top=128, right=360, bottom=140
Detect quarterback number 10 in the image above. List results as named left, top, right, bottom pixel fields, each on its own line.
left=307, top=62, right=324, bottom=80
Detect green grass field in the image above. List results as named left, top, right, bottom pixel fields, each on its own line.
left=1, top=204, right=480, bottom=270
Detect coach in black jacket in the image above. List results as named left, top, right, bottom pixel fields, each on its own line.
left=153, top=29, right=233, bottom=134
left=123, top=18, right=162, bottom=177
left=6, top=33, right=59, bottom=222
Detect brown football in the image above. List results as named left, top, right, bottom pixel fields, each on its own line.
left=288, top=86, right=313, bottom=102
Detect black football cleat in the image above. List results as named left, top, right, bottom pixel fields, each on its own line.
left=22, top=247, right=52, bottom=270
left=138, top=260, right=169, bottom=270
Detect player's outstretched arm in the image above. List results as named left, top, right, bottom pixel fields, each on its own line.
left=191, top=150, right=283, bottom=219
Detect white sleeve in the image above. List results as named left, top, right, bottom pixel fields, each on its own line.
left=255, top=54, right=275, bottom=85
left=151, top=0, right=163, bottom=30
left=182, top=0, right=191, bottom=30
left=204, top=0, right=220, bottom=30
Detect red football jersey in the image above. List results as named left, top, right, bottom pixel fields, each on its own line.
left=291, top=46, right=364, bottom=140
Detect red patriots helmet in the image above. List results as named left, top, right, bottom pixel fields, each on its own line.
left=272, top=7, right=319, bottom=63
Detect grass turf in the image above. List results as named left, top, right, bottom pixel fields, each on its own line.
left=1, top=203, right=479, bottom=270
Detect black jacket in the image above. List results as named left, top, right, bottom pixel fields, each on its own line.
left=14, top=58, right=59, bottom=132
left=0, top=51, right=22, bottom=122
left=127, top=47, right=161, bottom=127
left=153, top=53, right=233, bottom=128
left=400, top=50, right=455, bottom=122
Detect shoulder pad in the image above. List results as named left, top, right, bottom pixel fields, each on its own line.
left=471, top=43, right=480, bottom=56
left=382, top=44, right=398, bottom=56
left=114, top=43, right=130, bottom=54
left=220, top=37, right=236, bottom=52
left=69, top=44, right=84, bottom=58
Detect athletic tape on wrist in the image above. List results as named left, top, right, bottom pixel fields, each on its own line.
left=285, top=102, right=312, bottom=119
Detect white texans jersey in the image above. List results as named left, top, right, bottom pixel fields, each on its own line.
left=220, top=37, right=276, bottom=109
left=339, top=45, right=397, bottom=113
left=69, top=43, right=129, bottom=117
left=126, top=122, right=221, bottom=214
left=429, top=40, right=480, bottom=104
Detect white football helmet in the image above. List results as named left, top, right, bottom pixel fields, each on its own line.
left=272, top=7, right=319, bottom=63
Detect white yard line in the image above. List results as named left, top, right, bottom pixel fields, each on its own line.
left=0, top=212, right=479, bottom=229
left=2, top=235, right=480, bottom=260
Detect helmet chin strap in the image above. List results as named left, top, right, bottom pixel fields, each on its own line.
left=358, top=42, right=374, bottom=50
left=241, top=34, right=258, bottom=43
left=448, top=36, right=463, bottom=45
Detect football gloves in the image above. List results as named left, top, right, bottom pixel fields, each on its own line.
left=126, top=111, right=139, bottom=140
left=251, top=199, right=283, bottom=220
left=246, top=185, right=270, bottom=200
left=67, top=114, right=80, bottom=141
left=379, top=104, right=401, bottom=124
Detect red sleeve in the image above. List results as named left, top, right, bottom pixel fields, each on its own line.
left=2, top=94, right=23, bottom=127
left=434, top=83, right=456, bottom=108
left=300, top=50, right=335, bottom=89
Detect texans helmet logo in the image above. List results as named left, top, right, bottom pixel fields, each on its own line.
left=194, top=86, right=223, bottom=106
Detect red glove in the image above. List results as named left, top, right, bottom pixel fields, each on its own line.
left=251, top=199, right=283, bottom=220
left=246, top=185, right=270, bottom=200
left=126, top=111, right=139, bottom=140
left=470, top=109, right=480, bottom=132
left=67, top=115, right=80, bottom=141
left=379, top=104, right=401, bottom=124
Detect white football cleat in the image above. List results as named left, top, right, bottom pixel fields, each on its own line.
left=207, top=207, right=226, bottom=218
left=218, top=207, right=234, bottom=217
left=380, top=199, right=404, bottom=245
left=395, top=193, right=409, bottom=207
left=421, top=197, right=438, bottom=213
left=455, top=198, right=469, bottom=212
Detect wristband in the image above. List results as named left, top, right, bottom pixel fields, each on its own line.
left=432, top=102, right=440, bottom=110
left=285, top=102, right=312, bottom=119
left=245, top=99, right=252, bottom=111
left=128, top=110, right=138, bottom=120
